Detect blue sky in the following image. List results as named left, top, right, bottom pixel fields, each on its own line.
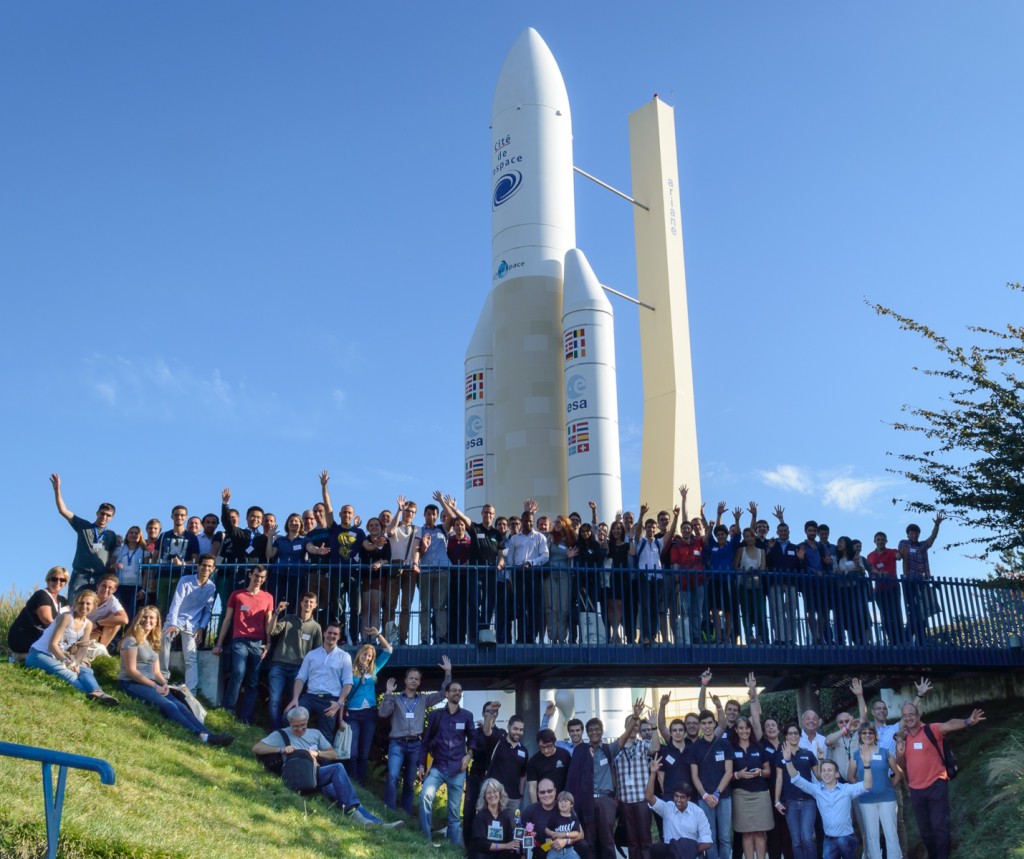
left=2, top=2, right=1021, bottom=596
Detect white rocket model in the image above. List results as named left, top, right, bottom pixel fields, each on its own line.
left=464, top=28, right=624, bottom=521
left=485, top=27, right=576, bottom=519
left=562, top=248, right=622, bottom=516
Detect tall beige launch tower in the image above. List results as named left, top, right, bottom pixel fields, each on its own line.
left=628, top=97, right=702, bottom=510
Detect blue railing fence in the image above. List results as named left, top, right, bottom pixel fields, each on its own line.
left=0, top=742, right=115, bottom=859
left=131, top=561, right=1024, bottom=656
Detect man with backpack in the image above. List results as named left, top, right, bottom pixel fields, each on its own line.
left=251, top=706, right=400, bottom=827
left=895, top=701, right=985, bottom=859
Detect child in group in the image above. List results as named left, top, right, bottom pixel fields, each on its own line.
left=545, top=791, right=584, bottom=859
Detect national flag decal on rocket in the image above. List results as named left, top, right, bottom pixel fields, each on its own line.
left=564, top=328, right=587, bottom=362
left=567, top=421, right=591, bottom=456
left=465, top=372, right=484, bottom=401
left=465, top=456, right=485, bottom=488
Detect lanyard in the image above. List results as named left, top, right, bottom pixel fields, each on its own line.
left=93, top=527, right=106, bottom=544
left=401, top=694, right=418, bottom=716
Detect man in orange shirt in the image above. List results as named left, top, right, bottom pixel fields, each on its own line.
left=895, top=701, right=985, bottom=859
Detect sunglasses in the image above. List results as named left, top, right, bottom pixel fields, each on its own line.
left=48, top=577, right=68, bottom=584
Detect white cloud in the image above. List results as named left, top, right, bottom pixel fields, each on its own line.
left=758, top=464, right=813, bottom=493
left=332, top=388, right=346, bottom=407
left=821, top=474, right=893, bottom=512
left=93, top=382, right=116, bottom=404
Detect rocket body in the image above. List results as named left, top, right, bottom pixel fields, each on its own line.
left=488, top=28, right=575, bottom=517
left=562, top=249, right=622, bottom=518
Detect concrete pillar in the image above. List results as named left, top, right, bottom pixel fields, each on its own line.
left=516, top=675, right=541, bottom=754
left=796, top=680, right=821, bottom=721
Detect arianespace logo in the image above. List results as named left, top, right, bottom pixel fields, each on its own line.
left=492, top=170, right=523, bottom=209
left=495, top=259, right=525, bottom=279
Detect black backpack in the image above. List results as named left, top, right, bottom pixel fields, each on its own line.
left=922, top=724, right=958, bottom=780
left=279, top=730, right=320, bottom=794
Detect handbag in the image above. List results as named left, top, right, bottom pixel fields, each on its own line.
left=334, top=724, right=353, bottom=760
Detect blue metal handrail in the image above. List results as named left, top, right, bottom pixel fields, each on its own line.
left=0, top=742, right=115, bottom=859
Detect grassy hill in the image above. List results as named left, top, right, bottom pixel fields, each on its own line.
left=0, top=657, right=462, bottom=859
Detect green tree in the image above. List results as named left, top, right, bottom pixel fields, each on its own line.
left=871, top=282, right=1024, bottom=559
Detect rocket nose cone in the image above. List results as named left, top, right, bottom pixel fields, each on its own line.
left=563, top=249, right=612, bottom=313
left=493, top=28, right=569, bottom=117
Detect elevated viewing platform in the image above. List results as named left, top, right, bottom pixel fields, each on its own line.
left=141, top=562, right=1024, bottom=691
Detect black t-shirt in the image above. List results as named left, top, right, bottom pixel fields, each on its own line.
left=470, top=726, right=501, bottom=776
left=486, top=739, right=529, bottom=799
left=688, top=736, right=734, bottom=797
left=7, top=590, right=67, bottom=652
left=659, top=742, right=692, bottom=796
left=776, top=748, right=818, bottom=802
left=331, top=524, right=366, bottom=565
left=520, top=802, right=556, bottom=838
left=526, top=747, right=572, bottom=793
left=547, top=811, right=582, bottom=839
left=469, top=523, right=502, bottom=565
left=468, top=807, right=517, bottom=855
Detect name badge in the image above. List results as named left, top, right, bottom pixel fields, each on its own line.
left=517, top=749, right=527, bottom=757
left=873, top=753, right=883, bottom=760
left=599, top=757, right=609, bottom=766
left=487, top=823, right=503, bottom=841
left=240, top=604, right=251, bottom=612
left=910, top=548, right=918, bottom=554
left=293, top=542, right=303, bottom=551
left=245, top=546, right=255, bottom=554
left=665, top=755, right=675, bottom=765
left=913, top=742, right=924, bottom=750
left=301, top=633, right=311, bottom=641
left=715, top=752, right=725, bottom=762
left=787, top=550, right=795, bottom=556
left=405, top=712, right=415, bottom=719
left=734, top=751, right=743, bottom=758
left=456, top=723, right=465, bottom=730
left=751, top=751, right=760, bottom=757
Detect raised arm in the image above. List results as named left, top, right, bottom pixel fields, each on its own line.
left=657, top=692, right=671, bottom=744
left=589, top=500, right=598, bottom=526
left=320, top=470, right=335, bottom=524
left=645, top=753, right=663, bottom=806
left=747, top=673, right=763, bottom=741
left=698, top=667, right=711, bottom=712
left=50, top=473, right=74, bottom=522
left=851, top=677, right=868, bottom=724
left=937, top=708, right=986, bottom=735
left=923, top=513, right=944, bottom=549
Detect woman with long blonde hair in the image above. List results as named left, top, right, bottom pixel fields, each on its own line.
left=119, top=605, right=233, bottom=746
left=345, top=627, right=393, bottom=784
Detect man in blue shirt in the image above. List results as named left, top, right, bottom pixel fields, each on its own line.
left=161, top=553, right=217, bottom=693
left=417, top=681, right=476, bottom=846
left=784, top=754, right=873, bottom=859
left=50, top=473, right=119, bottom=596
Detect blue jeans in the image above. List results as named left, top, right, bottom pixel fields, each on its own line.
left=25, top=650, right=101, bottom=695
left=386, top=737, right=421, bottom=814
left=317, top=762, right=360, bottom=810
left=823, top=833, right=859, bottom=859
left=785, top=797, right=817, bottom=859
left=224, top=638, right=263, bottom=723
left=119, top=679, right=207, bottom=735
left=346, top=706, right=378, bottom=784
left=420, top=766, right=465, bottom=845
left=267, top=663, right=299, bottom=729
left=300, top=693, right=338, bottom=745
left=698, top=795, right=732, bottom=859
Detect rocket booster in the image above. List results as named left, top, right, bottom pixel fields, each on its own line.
left=488, top=28, right=575, bottom=517
left=463, top=291, right=494, bottom=520
left=562, top=249, right=622, bottom=517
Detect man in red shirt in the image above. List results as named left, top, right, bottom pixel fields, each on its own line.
left=895, top=701, right=985, bottom=859
left=867, top=532, right=904, bottom=645
left=213, top=565, right=275, bottom=723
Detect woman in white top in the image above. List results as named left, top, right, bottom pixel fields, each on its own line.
left=734, top=527, right=767, bottom=644
left=113, top=524, right=146, bottom=619
left=835, top=536, right=870, bottom=646
left=24, top=589, right=119, bottom=704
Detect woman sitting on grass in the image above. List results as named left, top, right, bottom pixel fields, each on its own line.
left=119, top=606, right=234, bottom=746
left=24, top=589, right=119, bottom=705
left=7, top=565, right=70, bottom=658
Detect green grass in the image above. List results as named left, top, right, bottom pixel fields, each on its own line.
left=0, top=657, right=462, bottom=859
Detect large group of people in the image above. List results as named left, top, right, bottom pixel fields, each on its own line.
left=6, top=472, right=983, bottom=854
left=27, top=473, right=953, bottom=658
